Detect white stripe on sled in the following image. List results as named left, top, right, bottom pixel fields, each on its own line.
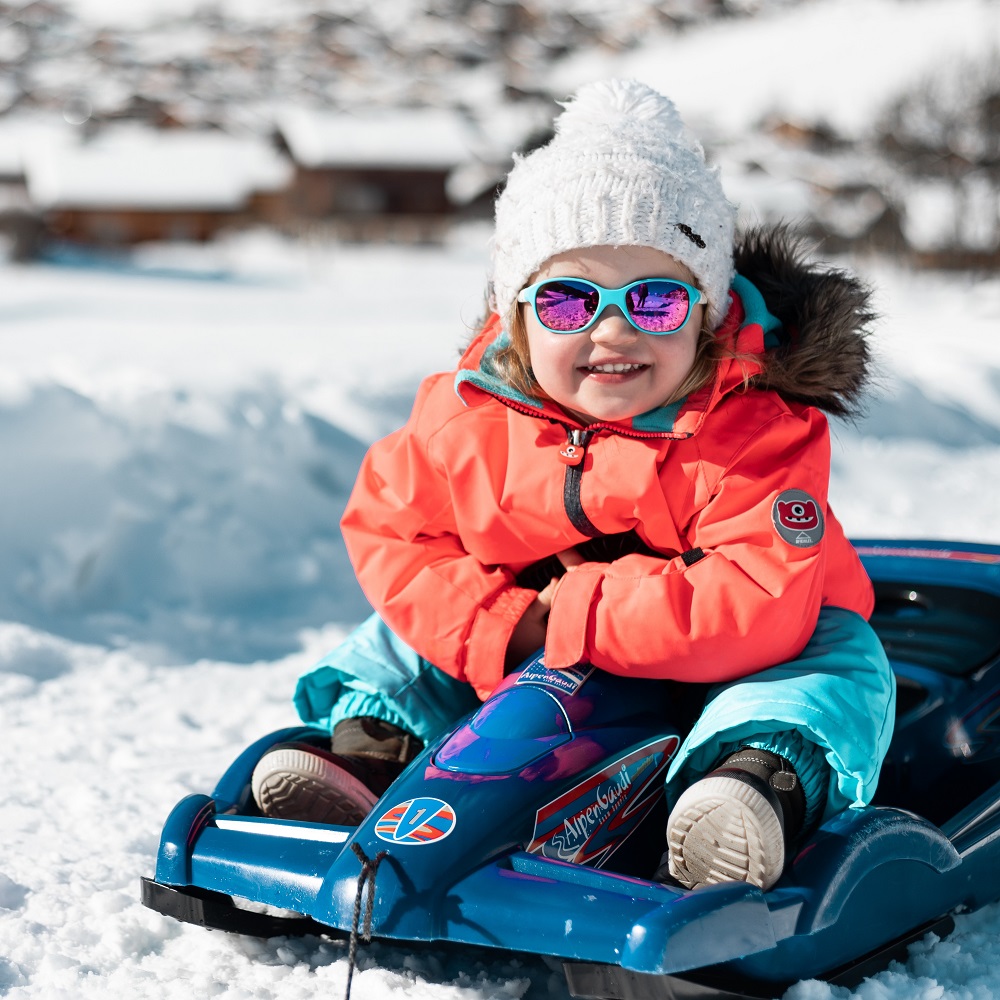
left=215, top=816, right=350, bottom=844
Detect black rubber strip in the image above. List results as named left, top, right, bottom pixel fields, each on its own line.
left=564, top=460, right=602, bottom=538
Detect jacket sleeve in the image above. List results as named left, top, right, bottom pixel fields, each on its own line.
left=340, top=379, right=537, bottom=700
left=543, top=407, right=837, bottom=681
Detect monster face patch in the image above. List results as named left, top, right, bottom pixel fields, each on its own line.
left=772, top=489, right=824, bottom=547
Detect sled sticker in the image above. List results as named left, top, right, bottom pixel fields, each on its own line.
left=516, top=656, right=594, bottom=696
left=772, top=489, right=824, bottom=547
left=527, top=736, right=678, bottom=867
left=374, top=797, right=456, bottom=846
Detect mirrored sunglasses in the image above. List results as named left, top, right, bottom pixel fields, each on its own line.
left=517, top=276, right=705, bottom=335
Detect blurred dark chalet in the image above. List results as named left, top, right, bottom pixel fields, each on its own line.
left=273, top=106, right=498, bottom=242
left=0, top=107, right=499, bottom=254
left=9, top=122, right=291, bottom=249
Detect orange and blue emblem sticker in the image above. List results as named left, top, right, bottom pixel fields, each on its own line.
left=374, top=796, right=456, bottom=845
left=772, top=489, right=824, bottom=547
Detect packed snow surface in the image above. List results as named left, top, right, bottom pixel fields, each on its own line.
left=2, top=229, right=999, bottom=1000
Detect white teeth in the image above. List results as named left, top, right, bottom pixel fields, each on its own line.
left=587, top=363, right=643, bottom=373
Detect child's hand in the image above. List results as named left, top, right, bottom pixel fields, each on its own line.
left=505, top=549, right=583, bottom=672
left=505, top=576, right=558, bottom=672
left=556, top=547, right=584, bottom=569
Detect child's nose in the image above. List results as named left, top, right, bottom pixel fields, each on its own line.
left=589, top=306, right=638, bottom=342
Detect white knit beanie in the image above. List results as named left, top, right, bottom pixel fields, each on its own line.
left=491, top=79, right=736, bottom=330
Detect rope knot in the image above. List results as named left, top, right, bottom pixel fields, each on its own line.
left=344, top=842, right=388, bottom=1000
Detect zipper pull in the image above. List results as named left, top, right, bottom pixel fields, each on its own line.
left=559, top=428, right=589, bottom=466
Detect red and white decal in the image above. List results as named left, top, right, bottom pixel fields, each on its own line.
left=525, top=736, right=678, bottom=867
left=374, top=797, right=456, bottom=846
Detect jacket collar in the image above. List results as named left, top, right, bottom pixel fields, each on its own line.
left=454, top=273, right=782, bottom=439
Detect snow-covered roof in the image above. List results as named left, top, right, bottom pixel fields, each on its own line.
left=277, top=106, right=479, bottom=171
left=25, top=126, right=293, bottom=211
left=0, top=115, right=78, bottom=178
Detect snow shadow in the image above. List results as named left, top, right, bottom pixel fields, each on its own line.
left=835, top=375, right=1000, bottom=448
left=37, top=243, right=281, bottom=286
left=0, top=874, right=29, bottom=911
left=0, top=626, right=74, bottom=681
left=0, top=384, right=372, bottom=663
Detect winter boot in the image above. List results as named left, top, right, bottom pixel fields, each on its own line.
left=251, top=717, right=423, bottom=826
left=658, top=747, right=806, bottom=891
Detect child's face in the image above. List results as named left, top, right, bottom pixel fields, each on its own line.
left=522, top=245, right=705, bottom=424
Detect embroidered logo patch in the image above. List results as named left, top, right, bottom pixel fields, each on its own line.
left=772, top=489, right=824, bottom=547
left=374, top=797, right=456, bottom=845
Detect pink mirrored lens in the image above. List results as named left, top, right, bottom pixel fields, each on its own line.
left=626, top=281, right=690, bottom=332
left=535, top=280, right=599, bottom=331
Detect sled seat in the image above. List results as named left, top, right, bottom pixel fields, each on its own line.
left=870, top=580, right=1000, bottom=677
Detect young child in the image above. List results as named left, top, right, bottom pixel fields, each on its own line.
left=251, top=79, right=895, bottom=892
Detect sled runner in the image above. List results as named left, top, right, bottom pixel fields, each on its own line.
left=141, top=538, right=1000, bottom=999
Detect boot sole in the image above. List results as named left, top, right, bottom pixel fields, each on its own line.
left=251, top=746, right=379, bottom=826
left=667, top=774, right=785, bottom=891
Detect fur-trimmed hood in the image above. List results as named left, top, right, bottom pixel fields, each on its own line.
left=735, top=225, right=878, bottom=419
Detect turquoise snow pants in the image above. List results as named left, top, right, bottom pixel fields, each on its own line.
left=293, top=606, right=895, bottom=823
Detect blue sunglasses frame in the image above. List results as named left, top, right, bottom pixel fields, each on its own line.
left=517, top=276, right=706, bottom=335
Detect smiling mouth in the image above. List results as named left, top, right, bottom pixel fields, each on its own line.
left=583, top=363, right=648, bottom=373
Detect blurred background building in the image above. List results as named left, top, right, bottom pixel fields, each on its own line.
left=0, top=0, right=998, bottom=266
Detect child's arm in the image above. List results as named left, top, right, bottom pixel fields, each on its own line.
left=341, top=378, right=541, bottom=700
left=542, top=406, right=869, bottom=682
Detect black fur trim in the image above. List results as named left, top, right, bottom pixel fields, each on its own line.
left=733, top=225, right=879, bottom=418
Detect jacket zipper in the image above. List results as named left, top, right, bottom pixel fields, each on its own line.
left=559, top=426, right=707, bottom=563
left=560, top=427, right=602, bottom=538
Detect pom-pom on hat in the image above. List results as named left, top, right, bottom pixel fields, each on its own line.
left=491, top=79, right=736, bottom=330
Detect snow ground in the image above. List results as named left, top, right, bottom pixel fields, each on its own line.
left=1, top=230, right=999, bottom=1000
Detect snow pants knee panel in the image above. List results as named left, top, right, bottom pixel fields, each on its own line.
left=293, top=613, right=482, bottom=743
left=664, top=606, right=896, bottom=821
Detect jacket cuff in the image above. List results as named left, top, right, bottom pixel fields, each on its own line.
left=543, top=566, right=603, bottom=669
left=464, top=585, right=538, bottom=700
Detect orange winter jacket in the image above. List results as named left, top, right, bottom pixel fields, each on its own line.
left=341, top=231, right=877, bottom=700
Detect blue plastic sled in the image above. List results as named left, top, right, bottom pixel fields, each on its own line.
left=141, top=539, right=1000, bottom=999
